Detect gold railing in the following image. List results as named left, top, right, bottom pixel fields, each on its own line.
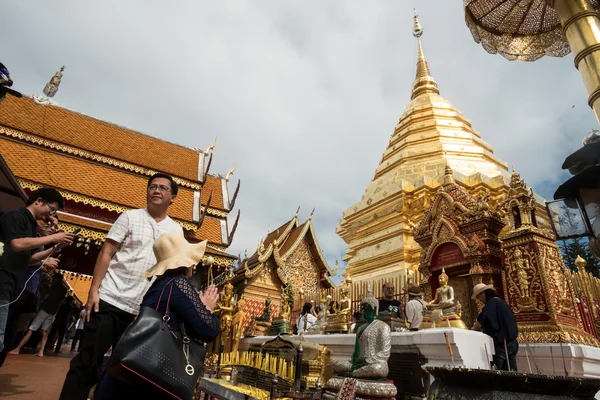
left=568, top=256, right=600, bottom=336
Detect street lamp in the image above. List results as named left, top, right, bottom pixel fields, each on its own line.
left=549, top=131, right=600, bottom=257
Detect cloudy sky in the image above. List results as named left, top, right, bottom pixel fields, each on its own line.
left=1, top=1, right=596, bottom=282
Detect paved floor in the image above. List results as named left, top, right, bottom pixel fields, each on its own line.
left=0, top=344, right=76, bottom=400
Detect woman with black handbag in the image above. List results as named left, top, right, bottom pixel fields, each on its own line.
left=96, top=232, right=220, bottom=399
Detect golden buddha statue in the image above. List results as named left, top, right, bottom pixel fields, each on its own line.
left=269, top=283, right=295, bottom=335
left=230, top=294, right=246, bottom=353
left=422, top=268, right=466, bottom=329
left=214, top=281, right=235, bottom=352
left=325, top=287, right=352, bottom=333
left=428, top=268, right=455, bottom=310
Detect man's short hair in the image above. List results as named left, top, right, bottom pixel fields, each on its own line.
left=148, top=173, right=179, bottom=196
left=383, top=282, right=394, bottom=289
left=26, top=187, right=65, bottom=209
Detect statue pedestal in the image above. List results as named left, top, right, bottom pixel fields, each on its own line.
left=243, top=320, right=270, bottom=338
left=377, top=312, right=405, bottom=331
left=240, top=328, right=494, bottom=398
left=267, top=318, right=291, bottom=336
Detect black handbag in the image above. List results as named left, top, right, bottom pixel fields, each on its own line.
left=106, top=280, right=206, bottom=400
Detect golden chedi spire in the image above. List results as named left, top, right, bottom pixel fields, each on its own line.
left=411, top=9, right=439, bottom=100
left=43, top=65, right=66, bottom=98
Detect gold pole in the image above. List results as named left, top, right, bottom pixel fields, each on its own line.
left=552, top=0, right=600, bottom=123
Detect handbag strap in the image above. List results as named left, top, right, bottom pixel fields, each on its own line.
left=156, top=278, right=176, bottom=321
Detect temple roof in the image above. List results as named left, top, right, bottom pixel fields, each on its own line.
left=0, top=94, right=237, bottom=265
left=0, top=154, right=27, bottom=213
left=0, top=96, right=204, bottom=183
left=235, top=210, right=337, bottom=289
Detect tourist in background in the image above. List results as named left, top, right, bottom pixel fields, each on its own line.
left=350, top=311, right=362, bottom=333
left=46, top=295, right=75, bottom=353
left=379, top=282, right=402, bottom=319
left=95, top=232, right=219, bottom=399
left=471, top=283, right=519, bottom=371
left=70, top=307, right=85, bottom=352
left=404, top=283, right=427, bottom=330
left=60, top=173, right=185, bottom=400
left=297, top=302, right=317, bottom=334
left=0, top=188, right=72, bottom=357
left=9, top=273, right=68, bottom=357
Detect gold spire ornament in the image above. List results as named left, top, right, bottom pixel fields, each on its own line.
left=43, top=66, right=65, bottom=98
left=411, top=9, right=439, bottom=100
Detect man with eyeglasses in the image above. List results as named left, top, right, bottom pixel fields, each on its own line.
left=60, top=173, right=184, bottom=400
left=0, top=188, right=73, bottom=357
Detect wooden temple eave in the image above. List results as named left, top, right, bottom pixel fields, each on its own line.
left=0, top=96, right=203, bottom=183
left=0, top=126, right=205, bottom=191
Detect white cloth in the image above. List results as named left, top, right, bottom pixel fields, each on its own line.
left=405, top=298, right=427, bottom=329
left=297, top=313, right=317, bottom=333
left=98, top=208, right=183, bottom=315
left=75, top=309, right=85, bottom=330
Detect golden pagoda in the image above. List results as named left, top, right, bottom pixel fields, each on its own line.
left=337, top=10, right=549, bottom=284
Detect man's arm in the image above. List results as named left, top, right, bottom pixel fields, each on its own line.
left=11, top=232, right=72, bottom=252
left=85, top=239, right=119, bottom=321
left=29, top=247, right=56, bottom=264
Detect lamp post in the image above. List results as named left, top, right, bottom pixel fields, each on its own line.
left=548, top=131, right=600, bottom=257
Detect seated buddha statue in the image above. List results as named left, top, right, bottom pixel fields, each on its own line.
left=422, top=268, right=467, bottom=329
left=332, top=290, right=391, bottom=378
left=325, top=290, right=397, bottom=399
left=428, top=268, right=455, bottom=310
left=325, top=287, right=352, bottom=333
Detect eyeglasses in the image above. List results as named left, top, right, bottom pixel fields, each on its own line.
left=44, top=202, right=58, bottom=213
left=148, top=184, right=171, bottom=193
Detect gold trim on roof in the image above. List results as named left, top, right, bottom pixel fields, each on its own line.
left=59, top=222, right=107, bottom=241
left=0, top=126, right=202, bottom=190
left=18, top=178, right=213, bottom=231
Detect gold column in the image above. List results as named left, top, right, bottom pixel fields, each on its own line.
left=551, top=0, right=600, bottom=122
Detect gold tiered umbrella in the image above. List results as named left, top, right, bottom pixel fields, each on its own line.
left=464, top=0, right=600, bottom=122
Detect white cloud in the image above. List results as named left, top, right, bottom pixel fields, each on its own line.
left=1, top=1, right=596, bottom=282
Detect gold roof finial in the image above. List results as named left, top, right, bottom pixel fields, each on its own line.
left=411, top=10, right=439, bottom=100
left=43, top=65, right=66, bottom=98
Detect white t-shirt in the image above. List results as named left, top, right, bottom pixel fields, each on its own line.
left=405, top=298, right=427, bottom=329
left=98, top=208, right=183, bottom=315
left=297, top=313, right=317, bottom=334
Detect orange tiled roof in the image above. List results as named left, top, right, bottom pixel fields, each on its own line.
left=191, top=216, right=223, bottom=244
left=2, top=136, right=193, bottom=220
left=0, top=96, right=201, bottom=182
left=1, top=138, right=226, bottom=244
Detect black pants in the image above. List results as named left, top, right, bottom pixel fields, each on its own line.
left=493, top=340, right=519, bottom=372
left=46, top=318, right=68, bottom=352
left=71, top=330, right=83, bottom=352
left=59, top=300, right=134, bottom=400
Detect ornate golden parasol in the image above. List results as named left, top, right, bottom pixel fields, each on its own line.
left=464, top=0, right=600, bottom=122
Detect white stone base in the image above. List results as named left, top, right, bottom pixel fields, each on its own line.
left=240, top=328, right=493, bottom=368
left=239, top=332, right=600, bottom=398
left=517, top=343, right=600, bottom=378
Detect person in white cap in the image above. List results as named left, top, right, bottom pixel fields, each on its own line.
left=470, top=283, right=519, bottom=371
left=95, top=232, right=219, bottom=399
